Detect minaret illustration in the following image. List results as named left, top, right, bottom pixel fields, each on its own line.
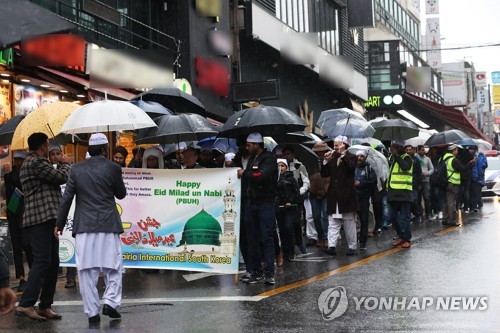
left=220, top=178, right=237, bottom=256
left=170, top=178, right=237, bottom=256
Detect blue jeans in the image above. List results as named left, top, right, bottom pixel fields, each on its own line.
left=276, top=207, right=298, bottom=258
left=389, top=201, right=411, bottom=242
left=310, top=197, right=328, bottom=240
left=244, top=203, right=276, bottom=277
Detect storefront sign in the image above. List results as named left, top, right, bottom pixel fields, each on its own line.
left=491, top=71, right=500, bottom=84
left=364, top=94, right=402, bottom=108
left=474, top=72, right=487, bottom=88
left=0, top=48, right=14, bottom=67
left=173, top=78, right=193, bottom=95
left=21, top=34, right=85, bottom=67
left=59, top=168, right=241, bottom=274
left=442, top=62, right=467, bottom=106
left=477, top=90, right=489, bottom=113
left=195, top=56, right=230, bottom=97
left=493, top=85, right=500, bottom=105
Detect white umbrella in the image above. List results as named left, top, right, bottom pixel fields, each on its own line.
left=474, top=139, right=493, bottom=153
left=348, top=144, right=389, bottom=191
left=404, top=131, right=431, bottom=147
left=60, top=100, right=157, bottom=135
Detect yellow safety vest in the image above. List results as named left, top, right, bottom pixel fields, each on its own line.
left=388, top=153, right=413, bottom=191
left=443, top=153, right=460, bottom=185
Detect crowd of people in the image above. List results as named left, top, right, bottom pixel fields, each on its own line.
left=0, top=129, right=491, bottom=321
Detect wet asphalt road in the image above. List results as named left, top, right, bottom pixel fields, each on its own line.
left=2, top=197, right=500, bottom=332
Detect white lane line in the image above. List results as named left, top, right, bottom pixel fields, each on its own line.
left=51, top=296, right=266, bottom=307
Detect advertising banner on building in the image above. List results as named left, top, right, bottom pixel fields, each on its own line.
left=474, top=72, right=487, bottom=88
left=59, top=168, right=242, bottom=274
left=495, top=108, right=500, bottom=124
left=492, top=85, right=500, bottom=105
left=425, top=0, right=439, bottom=14
left=491, top=71, right=500, bottom=84
left=442, top=62, right=467, bottom=106
left=477, top=90, right=490, bottom=113
left=14, top=84, right=59, bottom=116
left=0, top=82, right=12, bottom=218
left=425, top=18, right=441, bottom=69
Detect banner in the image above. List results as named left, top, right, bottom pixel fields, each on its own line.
left=425, top=18, right=441, bottom=69
left=493, top=85, right=500, bottom=105
left=425, top=0, right=439, bottom=14
left=442, top=62, right=467, bottom=106
left=492, top=71, right=500, bottom=84
left=59, top=168, right=241, bottom=274
left=474, top=72, right=487, bottom=88
left=477, top=90, right=490, bottom=113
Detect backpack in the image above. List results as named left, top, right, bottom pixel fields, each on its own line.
left=430, top=156, right=454, bottom=188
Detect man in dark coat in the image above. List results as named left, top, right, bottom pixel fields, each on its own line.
left=237, top=132, right=277, bottom=285
left=5, top=150, right=32, bottom=291
left=321, top=135, right=358, bottom=256
left=56, top=133, right=127, bottom=323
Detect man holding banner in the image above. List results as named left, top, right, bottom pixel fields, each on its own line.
left=56, top=133, right=127, bottom=324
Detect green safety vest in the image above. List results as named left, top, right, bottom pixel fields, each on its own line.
left=388, top=153, right=413, bottom=191
left=443, top=153, right=460, bottom=185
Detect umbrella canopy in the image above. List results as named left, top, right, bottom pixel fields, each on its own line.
left=0, top=115, right=25, bottom=145
left=281, top=131, right=322, bottom=144
left=129, top=100, right=173, bottom=118
left=316, top=108, right=371, bottom=138
left=348, top=145, right=390, bottom=191
left=219, top=106, right=307, bottom=140
left=131, top=88, right=206, bottom=115
left=404, top=131, right=431, bottom=147
left=284, top=143, right=321, bottom=175
left=473, top=139, right=493, bottom=153
left=135, top=113, right=218, bottom=144
left=351, top=137, right=385, bottom=149
left=0, top=0, right=76, bottom=49
left=370, top=118, right=419, bottom=141
left=424, top=129, right=469, bottom=147
left=60, top=100, right=157, bottom=135
left=11, top=102, right=79, bottom=149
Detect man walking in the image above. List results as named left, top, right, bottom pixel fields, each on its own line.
left=387, top=141, right=413, bottom=249
left=15, top=133, right=70, bottom=321
left=354, top=151, right=377, bottom=251
left=416, top=145, right=434, bottom=220
left=56, top=133, right=126, bottom=323
left=237, top=133, right=277, bottom=285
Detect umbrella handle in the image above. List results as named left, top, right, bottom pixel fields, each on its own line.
left=46, top=124, right=62, bottom=151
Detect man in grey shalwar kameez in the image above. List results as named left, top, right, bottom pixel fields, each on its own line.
left=55, top=133, right=126, bottom=324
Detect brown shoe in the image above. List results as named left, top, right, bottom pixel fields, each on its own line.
left=392, top=239, right=404, bottom=247
left=15, top=306, right=47, bottom=321
left=401, top=241, right=411, bottom=248
left=367, top=232, right=374, bottom=237
left=276, top=252, right=284, bottom=267
left=322, top=240, right=329, bottom=250
left=38, top=308, right=62, bottom=320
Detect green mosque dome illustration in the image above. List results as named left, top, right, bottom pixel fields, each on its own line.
left=179, top=209, right=222, bottom=246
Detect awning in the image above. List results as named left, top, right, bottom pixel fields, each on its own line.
left=39, top=67, right=136, bottom=100
left=403, top=92, right=493, bottom=144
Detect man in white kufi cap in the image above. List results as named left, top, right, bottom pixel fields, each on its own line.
left=56, top=133, right=127, bottom=323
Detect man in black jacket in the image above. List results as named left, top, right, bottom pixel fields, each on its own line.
left=237, top=133, right=277, bottom=285
left=5, top=150, right=32, bottom=292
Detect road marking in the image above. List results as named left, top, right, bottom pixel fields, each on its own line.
left=257, top=247, right=403, bottom=298
left=435, top=225, right=460, bottom=236
left=48, top=296, right=265, bottom=307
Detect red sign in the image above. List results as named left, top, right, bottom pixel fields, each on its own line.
left=21, top=34, right=85, bottom=67
left=195, top=56, right=230, bottom=97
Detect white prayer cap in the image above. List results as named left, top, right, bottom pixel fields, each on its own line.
left=224, top=152, right=235, bottom=162
left=355, top=150, right=367, bottom=157
left=89, top=133, right=108, bottom=146
left=277, top=158, right=288, bottom=167
left=85, top=152, right=91, bottom=159
left=246, top=132, right=263, bottom=143
left=13, top=150, right=27, bottom=159
left=176, top=142, right=187, bottom=151
left=334, top=135, right=349, bottom=144
left=448, top=144, right=462, bottom=151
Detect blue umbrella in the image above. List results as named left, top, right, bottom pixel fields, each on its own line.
left=129, top=100, right=173, bottom=118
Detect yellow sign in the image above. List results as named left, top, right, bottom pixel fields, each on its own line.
left=492, top=85, right=500, bottom=104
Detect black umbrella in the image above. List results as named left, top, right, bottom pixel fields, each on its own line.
left=0, top=0, right=76, bottom=49
left=219, top=106, right=307, bottom=140
left=290, top=144, right=322, bottom=175
left=424, top=129, right=469, bottom=147
left=0, top=115, right=25, bottom=145
left=131, top=88, right=206, bottom=116
left=370, top=118, right=419, bottom=141
left=129, top=100, right=173, bottom=118
left=135, top=113, right=218, bottom=144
